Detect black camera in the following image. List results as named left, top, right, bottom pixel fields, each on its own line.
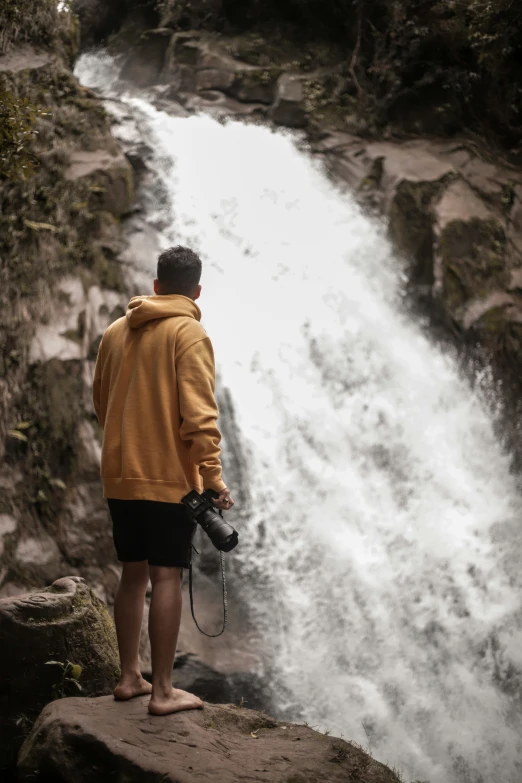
left=181, top=489, right=239, bottom=552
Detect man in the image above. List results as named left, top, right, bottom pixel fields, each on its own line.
left=92, top=245, right=234, bottom=716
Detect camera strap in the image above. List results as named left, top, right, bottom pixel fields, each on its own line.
left=188, top=549, right=228, bottom=637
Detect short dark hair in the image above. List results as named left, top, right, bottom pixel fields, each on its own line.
left=156, top=246, right=202, bottom=295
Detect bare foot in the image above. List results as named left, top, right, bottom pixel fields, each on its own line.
left=114, top=673, right=153, bottom=701
left=148, top=687, right=204, bottom=716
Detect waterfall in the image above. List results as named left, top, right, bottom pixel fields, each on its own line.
left=76, top=52, right=522, bottom=783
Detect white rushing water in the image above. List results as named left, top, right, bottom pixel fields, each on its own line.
left=77, top=53, right=522, bottom=783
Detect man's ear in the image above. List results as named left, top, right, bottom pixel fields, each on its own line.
left=153, top=278, right=159, bottom=295
left=193, top=284, right=202, bottom=301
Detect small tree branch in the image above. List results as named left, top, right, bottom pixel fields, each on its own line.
left=349, top=3, right=363, bottom=97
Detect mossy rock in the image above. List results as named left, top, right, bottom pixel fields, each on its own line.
left=440, top=217, right=508, bottom=315
left=18, top=697, right=402, bottom=783
left=303, top=74, right=356, bottom=131
left=0, top=577, right=119, bottom=777
left=0, top=48, right=132, bottom=545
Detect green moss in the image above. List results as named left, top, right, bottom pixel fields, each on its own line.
left=303, top=75, right=354, bottom=130
left=68, top=587, right=120, bottom=689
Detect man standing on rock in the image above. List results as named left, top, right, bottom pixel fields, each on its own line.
left=92, top=245, right=234, bottom=716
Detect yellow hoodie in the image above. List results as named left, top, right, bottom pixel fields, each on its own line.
left=92, top=294, right=226, bottom=503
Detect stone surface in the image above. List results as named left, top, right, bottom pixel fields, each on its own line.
left=0, top=44, right=53, bottom=72
left=18, top=695, right=400, bottom=783
left=228, top=70, right=278, bottom=104
left=65, top=149, right=134, bottom=217
left=58, top=481, right=115, bottom=571
left=195, top=67, right=235, bottom=92
left=120, top=31, right=170, bottom=86
left=159, top=33, right=279, bottom=106
left=271, top=74, right=307, bottom=128
left=29, top=278, right=125, bottom=363
left=169, top=653, right=272, bottom=712
left=14, top=535, right=62, bottom=583
left=0, top=577, right=119, bottom=777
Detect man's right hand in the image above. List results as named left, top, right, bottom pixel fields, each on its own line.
left=212, top=488, right=235, bottom=511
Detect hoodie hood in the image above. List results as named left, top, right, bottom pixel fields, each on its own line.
left=126, top=295, right=201, bottom=329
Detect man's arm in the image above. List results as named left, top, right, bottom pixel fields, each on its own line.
left=177, top=336, right=227, bottom=494
left=92, top=337, right=104, bottom=427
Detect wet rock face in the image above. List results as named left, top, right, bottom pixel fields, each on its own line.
left=121, top=30, right=285, bottom=107
left=310, top=135, right=522, bottom=392
left=0, top=577, right=119, bottom=777
left=271, top=74, right=307, bottom=128
left=18, top=696, right=401, bottom=783
left=0, top=32, right=133, bottom=599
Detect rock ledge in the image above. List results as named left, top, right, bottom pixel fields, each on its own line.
left=18, top=695, right=400, bottom=783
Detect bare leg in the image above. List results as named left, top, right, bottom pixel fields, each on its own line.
left=113, top=561, right=152, bottom=700
left=148, top=565, right=203, bottom=715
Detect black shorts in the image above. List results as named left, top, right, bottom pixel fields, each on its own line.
left=108, top=499, right=197, bottom=568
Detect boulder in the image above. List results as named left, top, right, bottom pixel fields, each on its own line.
left=271, top=74, right=307, bottom=128
left=65, top=149, right=134, bottom=218
left=120, top=30, right=171, bottom=87
left=18, top=695, right=400, bottom=783
left=170, top=652, right=273, bottom=712
left=229, top=70, right=279, bottom=105
left=195, top=67, right=235, bottom=92
left=161, top=33, right=203, bottom=85
left=0, top=44, right=54, bottom=73
left=0, top=577, right=119, bottom=776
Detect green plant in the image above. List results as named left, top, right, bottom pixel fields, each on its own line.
left=45, top=659, right=83, bottom=699
left=329, top=741, right=348, bottom=763
left=0, top=0, right=74, bottom=54
left=0, top=90, right=43, bottom=180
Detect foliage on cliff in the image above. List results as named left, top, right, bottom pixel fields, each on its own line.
left=0, top=0, right=79, bottom=59
left=0, top=0, right=79, bottom=180
left=76, top=0, right=522, bottom=151
left=0, top=1, right=131, bottom=569
left=156, top=0, right=522, bottom=153
left=0, top=90, right=41, bottom=180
